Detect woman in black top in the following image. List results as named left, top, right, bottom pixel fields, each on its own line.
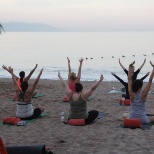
left=119, top=58, right=146, bottom=82
left=111, top=72, right=150, bottom=99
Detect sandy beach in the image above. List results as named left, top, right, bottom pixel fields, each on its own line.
left=1, top=78, right=154, bottom=154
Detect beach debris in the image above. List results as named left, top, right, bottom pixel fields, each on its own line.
left=58, top=138, right=65, bottom=143
left=122, top=55, right=125, bottom=57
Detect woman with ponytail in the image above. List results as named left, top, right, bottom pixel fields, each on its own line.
left=2, top=64, right=38, bottom=96
left=6, top=66, right=45, bottom=120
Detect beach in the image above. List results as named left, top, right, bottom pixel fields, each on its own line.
left=1, top=78, right=154, bottom=154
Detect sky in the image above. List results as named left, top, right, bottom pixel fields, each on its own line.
left=0, top=0, right=154, bottom=31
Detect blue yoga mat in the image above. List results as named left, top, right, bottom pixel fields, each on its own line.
left=109, top=90, right=126, bottom=94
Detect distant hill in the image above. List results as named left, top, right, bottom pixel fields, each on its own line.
left=2, top=22, right=65, bottom=32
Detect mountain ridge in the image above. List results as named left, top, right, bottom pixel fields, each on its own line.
left=2, top=22, right=66, bottom=32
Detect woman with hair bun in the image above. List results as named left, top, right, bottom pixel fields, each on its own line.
left=124, top=61, right=154, bottom=124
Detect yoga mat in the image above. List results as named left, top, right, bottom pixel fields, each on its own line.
left=23, top=113, right=48, bottom=123
left=33, top=93, right=45, bottom=98
left=97, top=112, right=109, bottom=119
left=119, top=123, right=153, bottom=130
left=109, top=90, right=126, bottom=94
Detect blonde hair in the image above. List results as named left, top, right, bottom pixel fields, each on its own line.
left=70, top=72, right=76, bottom=80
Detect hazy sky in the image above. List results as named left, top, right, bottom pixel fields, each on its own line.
left=0, top=0, right=154, bottom=31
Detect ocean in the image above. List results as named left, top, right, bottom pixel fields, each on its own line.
left=0, top=32, right=154, bottom=82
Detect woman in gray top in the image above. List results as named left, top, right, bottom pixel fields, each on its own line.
left=58, top=71, right=104, bottom=125
left=124, top=61, right=154, bottom=124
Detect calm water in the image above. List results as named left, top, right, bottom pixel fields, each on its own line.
left=0, top=32, right=154, bottom=82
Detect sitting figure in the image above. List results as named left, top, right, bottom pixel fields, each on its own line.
left=58, top=71, right=104, bottom=125
left=67, top=57, right=84, bottom=92
left=124, top=61, right=154, bottom=124
left=8, top=66, right=45, bottom=120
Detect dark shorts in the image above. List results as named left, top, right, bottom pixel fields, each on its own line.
left=20, top=108, right=42, bottom=120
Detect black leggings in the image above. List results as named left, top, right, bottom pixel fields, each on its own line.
left=20, top=108, right=42, bottom=120
left=85, top=110, right=99, bottom=125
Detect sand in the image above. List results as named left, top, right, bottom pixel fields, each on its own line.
left=0, top=78, right=154, bottom=154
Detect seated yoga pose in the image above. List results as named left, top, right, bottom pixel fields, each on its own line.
left=58, top=71, right=104, bottom=125
left=123, top=61, right=154, bottom=124
left=67, top=57, right=84, bottom=92
left=7, top=66, right=45, bottom=120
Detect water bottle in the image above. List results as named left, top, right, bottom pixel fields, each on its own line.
left=122, top=97, right=125, bottom=106
left=61, top=112, right=65, bottom=122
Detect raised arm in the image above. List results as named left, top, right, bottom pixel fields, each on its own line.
left=128, top=61, right=135, bottom=101
left=142, top=61, right=154, bottom=99
left=24, top=64, right=38, bottom=81
left=111, top=72, right=126, bottom=86
left=82, top=75, right=104, bottom=99
left=76, top=58, right=84, bottom=83
left=138, top=58, right=146, bottom=70
left=28, top=68, right=43, bottom=95
left=119, top=58, right=126, bottom=70
left=67, top=57, right=71, bottom=82
left=140, top=72, right=150, bottom=81
left=58, top=71, right=73, bottom=97
left=8, top=67, right=20, bottom=95
left=2, top=65, right=18, bottom=80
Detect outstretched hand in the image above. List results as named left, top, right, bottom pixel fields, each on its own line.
left=119, top=58, right=121, bottom=64
left=150, top=61, right=154, bottom=67
left=79, top=58, right=84, bottom=63
left=99, top=75, right=104, bottom=82
left=40, top=68, right=43, bottom=74
left=2, top=65, right=7, bottom=70
left=58, top=71, right=61, bottom=78
left=146, top=72, right=150, bottom=76
left=35, top=64, right=38, bottom=69
left=111, top=72, right=115, bottom=76
left=67, top=57, right=70, bottom=63
left=130, top=61, right=135, bottom=66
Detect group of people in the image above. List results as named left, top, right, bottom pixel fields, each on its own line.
left=2, top=57, right=154, bottom=125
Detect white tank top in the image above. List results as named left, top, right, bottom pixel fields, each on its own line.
left=16, top=102, right=34, bottom=118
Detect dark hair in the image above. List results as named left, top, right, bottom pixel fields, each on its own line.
left=20, top=81, right=28, bottom=92
left=132, top=79, right=143, bottom=93
left=75, top=83, right=83, bottom=93
left=19, top=71, right=25, bottom=83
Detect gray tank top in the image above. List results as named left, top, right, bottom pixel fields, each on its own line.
left=68, top=94, right=88, bottom=119
left=129, top=92, right=149, bottom=124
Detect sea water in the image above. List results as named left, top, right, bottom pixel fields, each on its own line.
left=0, top=32, right=154, bottom=82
